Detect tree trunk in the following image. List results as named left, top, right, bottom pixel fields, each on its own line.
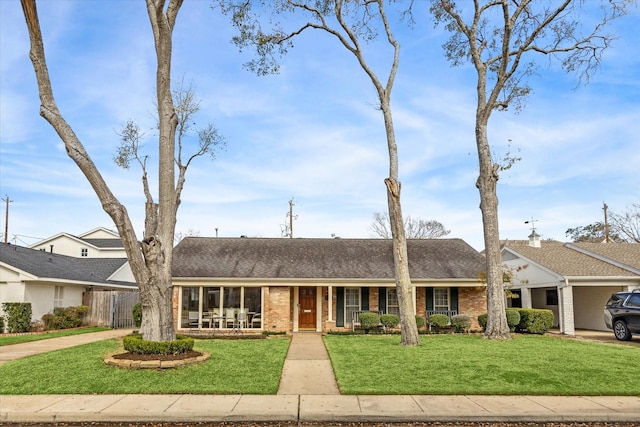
left=381, top=101, right=420, bottom=347
left=476, top=123, right=510, bottom=340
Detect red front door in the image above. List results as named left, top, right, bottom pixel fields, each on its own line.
left=299, top=287, right=316, bottom=329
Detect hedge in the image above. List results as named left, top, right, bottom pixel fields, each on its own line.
left=451, top=314, right=471, bottom=333
left=42, top=306, right=88, bottom=330
left=505, top=309, right=521, bottom=332
left=2, top=303, right=32, bottom=333
left=359, top=312, right=380, bottom=332
left=123, top=334, right=194, bottom=355
left=380, top=314, right=399, bottom=329
left=515, top=308, right=554, bottom=334
left=132, top=303, right=142, bottom=328
left=428, top=313, right=449, bottom=330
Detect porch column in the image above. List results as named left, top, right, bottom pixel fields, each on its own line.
left=412, top=285, right=417, bottom=314
left=520, top=288, right=532, bottom=309
left=328, top=285, right=333, bottom=321
left=292, top=287, right=299, bottom=332
left=558, top=283, right=575, bottom=336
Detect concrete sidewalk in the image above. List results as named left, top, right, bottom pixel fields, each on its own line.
left=2, top=394, right=639, bottom=423
left=1, top=329, right=639, bottom=424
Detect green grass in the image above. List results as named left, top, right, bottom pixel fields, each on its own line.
left=324, top=334, right=640, bottom=396
left=0, top=327, right=111, bottom=346
left=0, top=337, right=290, bottom=395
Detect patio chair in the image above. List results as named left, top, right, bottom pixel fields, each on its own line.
left=237, top=310, right=248, bottom=329
left=225, top=308, right=236, bottom=328
left=250, top=313, right=262, bottom=329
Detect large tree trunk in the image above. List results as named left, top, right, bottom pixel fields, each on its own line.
left=476, top=123, right=510, bottom=339
left=382, top=102, right=420, bottom=347
left=22, top=0, right=180, bottom=342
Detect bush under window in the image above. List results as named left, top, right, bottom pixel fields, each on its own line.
left=358, top=312, right=380, bottom=333
left=42, top=305, right=88, bottom=330
left=451, top=314, right=471, bottom=333
left=428, top=313, right=449, bottom=331
left=380, top=314, right=399, bottom=329
left=515, top=308, right=554, bottom=334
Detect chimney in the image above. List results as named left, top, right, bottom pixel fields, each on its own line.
left=528, top=231, right=541, bottom=248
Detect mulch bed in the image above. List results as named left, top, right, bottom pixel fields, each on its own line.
left=111, top=350, right=203, bottom=362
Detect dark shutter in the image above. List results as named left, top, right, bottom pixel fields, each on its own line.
left=379, top=287, right=387, bottom=313
left=361, top=287, right=369, bottom=311
left=426, top=287, right=434, bottom=311
left=336, top=287, right=344, bottom=327
left=450, top=287, right=459, bottom=312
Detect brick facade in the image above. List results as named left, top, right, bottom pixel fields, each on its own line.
left=458, top=286, right=487, bottom=330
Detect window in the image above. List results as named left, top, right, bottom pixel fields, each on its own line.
left=386, top=288, right=399, bottom=316
left=546, top=289, right=558, bottom=306
left=626, top=294, right=640, bottom=308
left=434, top=288, right=449, bottom=310
left=81, top=248, right=88, bottom=257
left=54, top=286, right=64, bottom=308
left=345, top=288, right=360, bottom=325
left=179, top=286, right=263, bottom=329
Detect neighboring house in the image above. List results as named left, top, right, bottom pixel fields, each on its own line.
left=502, top=233, right=640, bottom=335
left=171, top=237, right=487, bottom=333
left=0, top=242, right=137, bottom=322
left=29, top=227, right=128, bottom=259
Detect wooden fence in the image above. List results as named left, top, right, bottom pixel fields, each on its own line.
left=84, top=290, right=140, bottom=328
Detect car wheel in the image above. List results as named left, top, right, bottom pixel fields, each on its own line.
left=613, top=320, right=632, bottom=341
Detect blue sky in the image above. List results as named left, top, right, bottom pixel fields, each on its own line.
left=1, top=1, right=639, bottom=251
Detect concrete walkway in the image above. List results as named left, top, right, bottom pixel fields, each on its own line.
left=0, top=328, right=133, bottom=366
left=1, top=329, right=639, bottom=424
left=277, top=332, right=340, bottom=395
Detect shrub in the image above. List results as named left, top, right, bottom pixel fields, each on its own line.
left=380, top=314, right=399, bottom=329
left=358, top=312, right=380, bottom=333
left=132, top=303, right=142, bottom=328
left=451, top=314, right=471, bottom=333
left=2, top=303, right=32, bottom=333
left=414, top=315, right=425, bottom=329
left=506, top=309, right=521, bottom=332
left=477, top=313, right=488, bottom=331
left=42, top=306, right=88, bottom=330
left=515, top=308, right=554, bottom=334
left=0, top=314, right=4, bottom=333
left=123, top=333, right=194, bottom=355
left=428, top=313, right=449, bottom=331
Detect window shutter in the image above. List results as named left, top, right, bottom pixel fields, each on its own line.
left=361, top=287, right=369, bottom=311
left=378, top=287, right=387, bottom=313
left=426, top=287, right=434, bottom=311
left=336, top=287, right=344, bottom=327
left=450, top=287, right=459, bottom=312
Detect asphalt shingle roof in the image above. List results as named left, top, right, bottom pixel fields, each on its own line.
left=503, top=241, right=638, bottom=277
left=172, top=237, right=485, bottom=280
left=571, top=242, right=640, bottom=271
left=81, top=238, right=124, bottom=249
left=0, top=242, right=130, bottom=285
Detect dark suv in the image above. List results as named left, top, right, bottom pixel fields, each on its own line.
left=604, top=290, right=640, bottom=341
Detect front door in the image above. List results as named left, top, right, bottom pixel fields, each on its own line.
left=299, top=287, right=317, bottom=329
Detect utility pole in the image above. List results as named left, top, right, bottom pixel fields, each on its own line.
left=288, top=198, right=295, bottom=239
left=2, top=195, right=12, bottom=243
left=603, top=202, right=610, bottom=243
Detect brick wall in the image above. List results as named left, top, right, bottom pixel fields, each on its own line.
left=458, top=286, right=486, bottom=330
left=265, top=286, right=291, bottom=332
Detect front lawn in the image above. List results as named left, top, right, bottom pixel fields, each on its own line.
left=0, top=337, right=290, bottom=395
left=324, top=334, right=640, bottom=395
left=0, top=327, right=111, bottom=346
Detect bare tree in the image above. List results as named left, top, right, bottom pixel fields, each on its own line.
left=610, top=204, right=640, bottom=243
left=219, top=0, right=420, bottom=345
left=371, top=212, right=450, bottom=239
left=20, top=0, right=223, bottom=342
left=430, top=0, right=630, bottom=339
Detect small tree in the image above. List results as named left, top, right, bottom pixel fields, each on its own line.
left=610, top=204, right=640, bottom=243
left=370, top=212, right=450, bottom=239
